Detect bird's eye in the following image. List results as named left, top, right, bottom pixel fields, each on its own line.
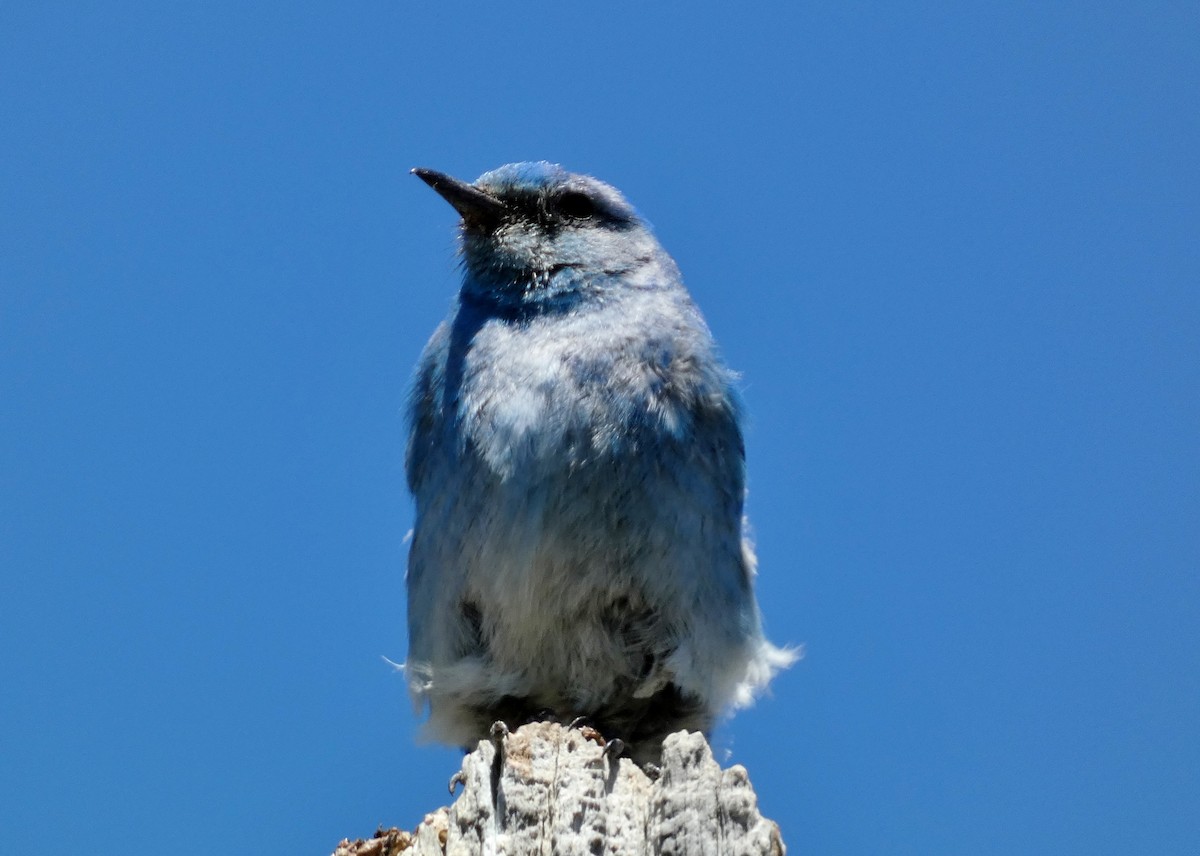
left=557, top=191, right=598, bottom=220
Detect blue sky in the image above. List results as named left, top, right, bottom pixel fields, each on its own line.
left=2, top=3, right=1197, bottom=853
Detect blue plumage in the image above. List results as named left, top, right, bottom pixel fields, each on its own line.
left=405, top=163, right=794, bottom=759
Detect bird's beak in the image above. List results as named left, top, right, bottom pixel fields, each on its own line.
left=412, top=168, right=506, bottom=226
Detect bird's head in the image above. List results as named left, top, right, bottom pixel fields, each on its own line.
left=413, top=162, right=663, bottom=310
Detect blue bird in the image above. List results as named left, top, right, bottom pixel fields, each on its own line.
left=405, top=162, right=794, bottom=760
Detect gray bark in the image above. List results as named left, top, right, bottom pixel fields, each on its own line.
left=332, top=721, right=785, bottom=856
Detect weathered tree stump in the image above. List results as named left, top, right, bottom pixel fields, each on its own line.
left=332, top=721, right=785, bottom=855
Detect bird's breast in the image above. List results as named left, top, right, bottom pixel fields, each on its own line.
left=455, top=315, right=693, bottom=481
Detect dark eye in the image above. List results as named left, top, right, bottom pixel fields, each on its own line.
left=557, top=190, right=598, bottom=220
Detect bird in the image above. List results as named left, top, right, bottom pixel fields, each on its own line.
left=404, top=162, right=794, bottom=761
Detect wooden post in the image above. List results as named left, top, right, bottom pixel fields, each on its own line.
left=332, top=721, right=786, bottom=855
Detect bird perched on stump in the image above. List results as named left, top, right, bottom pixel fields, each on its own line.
left=404, top=162, right=794, bottom=761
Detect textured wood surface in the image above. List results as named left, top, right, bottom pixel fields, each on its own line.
left=332, top=721, right=785, bottom=856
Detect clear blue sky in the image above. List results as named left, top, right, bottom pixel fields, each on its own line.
left=2, top=3, right=1197, bottom=854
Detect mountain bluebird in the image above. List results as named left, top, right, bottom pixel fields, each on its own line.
left=405, top=162, right=794, bottom=759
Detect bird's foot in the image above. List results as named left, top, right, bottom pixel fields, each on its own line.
left=603, top=737, right=626, bottom=760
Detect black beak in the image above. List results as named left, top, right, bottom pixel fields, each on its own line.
left=412, top=168, right=506, bottom=226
